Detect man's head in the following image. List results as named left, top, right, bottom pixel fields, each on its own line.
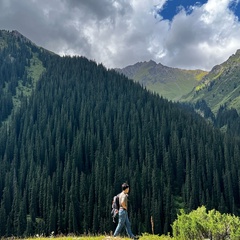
left=122, top=183, right=129, bottom=193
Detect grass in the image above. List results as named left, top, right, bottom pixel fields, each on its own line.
left=24, top=236, right=129, bottom=240
left=194, top=71, right=208, bottom=81
left=147, top=77, right=198, bottom=101
left=26, top=53, right=45, bottom=88
left=13, top=52, right=45, bottom=107
left=23, top=233, right=173, bottom=240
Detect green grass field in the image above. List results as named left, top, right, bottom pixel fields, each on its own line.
left=24, top=234, right=172, bottom=240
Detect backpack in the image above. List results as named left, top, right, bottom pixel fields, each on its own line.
left=111, top=194, right=120, bottom=223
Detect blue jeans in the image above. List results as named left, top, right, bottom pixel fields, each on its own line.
left=113, top=209, right=134, bottom=238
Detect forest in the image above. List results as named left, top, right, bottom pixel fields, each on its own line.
left=0, top=31, right=240, bottom=237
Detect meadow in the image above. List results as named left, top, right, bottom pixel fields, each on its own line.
left=23, top=234, right=172, bottom=240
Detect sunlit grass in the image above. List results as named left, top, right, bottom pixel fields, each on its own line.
left=194, top=71, right=208, bottom=81
left=25, top=236, right=106, bottom=240
left=24, top=234, right=173, bottom=240
left=25, top=237, right=132, bottom=240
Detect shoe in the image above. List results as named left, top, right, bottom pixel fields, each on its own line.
left=131, top=236, right=139, bottom=239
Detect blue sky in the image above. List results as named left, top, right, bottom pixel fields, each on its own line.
left=160, top=0, right=240, bottom=20
left=0, top=0, right=240, bottom=71
left=160, top=0, right=208, bottom=20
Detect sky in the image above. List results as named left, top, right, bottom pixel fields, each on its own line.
left=0, top=0, right=240, bottom=71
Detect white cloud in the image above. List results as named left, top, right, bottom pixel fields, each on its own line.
left=159, top=0, right=240, bottom=70
left=0, top=0, right=239, bottom=70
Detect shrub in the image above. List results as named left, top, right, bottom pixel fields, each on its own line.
left=172, top=206, right=240, bottom=239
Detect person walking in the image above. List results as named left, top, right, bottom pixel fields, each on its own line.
left=113, top=183, right=138, bottom=239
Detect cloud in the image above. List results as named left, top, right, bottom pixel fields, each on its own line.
left=155, top=0, right=240, bottom=70
left=0, top=0, right=239, bottom=70
left=0, top=0, right=90, bottom=54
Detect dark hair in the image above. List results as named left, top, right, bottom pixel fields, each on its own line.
left=122, top=183, right=129, bottom=191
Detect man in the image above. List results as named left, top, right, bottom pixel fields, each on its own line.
left=113, top=183, right=138, bottom=239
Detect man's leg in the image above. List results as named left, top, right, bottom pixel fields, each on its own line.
left=124, top=212, right=135, bottom=238
left=113, top=209, right=126, bottom=237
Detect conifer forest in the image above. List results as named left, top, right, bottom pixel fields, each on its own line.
left=0, top=31, right=240, bottom=237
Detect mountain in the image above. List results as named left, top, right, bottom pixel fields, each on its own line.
left=116, top=60, right=208, bottom=101
left=1, top=30, right=240, bottom=238
left=116, top=53, right=240, bottom=136
left=181, top=49, right=240, bottom=114
left=0, top=30, right=54, bottom=124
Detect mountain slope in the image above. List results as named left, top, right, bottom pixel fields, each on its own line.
left=116, top=60, right=208, bottom=101
left=0, top=30, right=54, bottom=124
left=0, top=30, right=240, bottom=238
left=181, top=49, right=240, bottom=114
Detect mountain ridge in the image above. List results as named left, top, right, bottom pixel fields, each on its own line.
left=116, top=60, right=208, bottom=101
left=182, top=49, right=240, bottom=114
left=117, top=49, right=240, bottom=117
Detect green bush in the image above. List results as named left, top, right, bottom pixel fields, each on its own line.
left=172, top=206, right=240, bottom=239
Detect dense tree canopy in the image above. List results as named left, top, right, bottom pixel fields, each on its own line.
left=0, top=30, right=240, bottom=237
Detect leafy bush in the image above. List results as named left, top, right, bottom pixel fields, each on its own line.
left=172, top=206, right=240, bottom=239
